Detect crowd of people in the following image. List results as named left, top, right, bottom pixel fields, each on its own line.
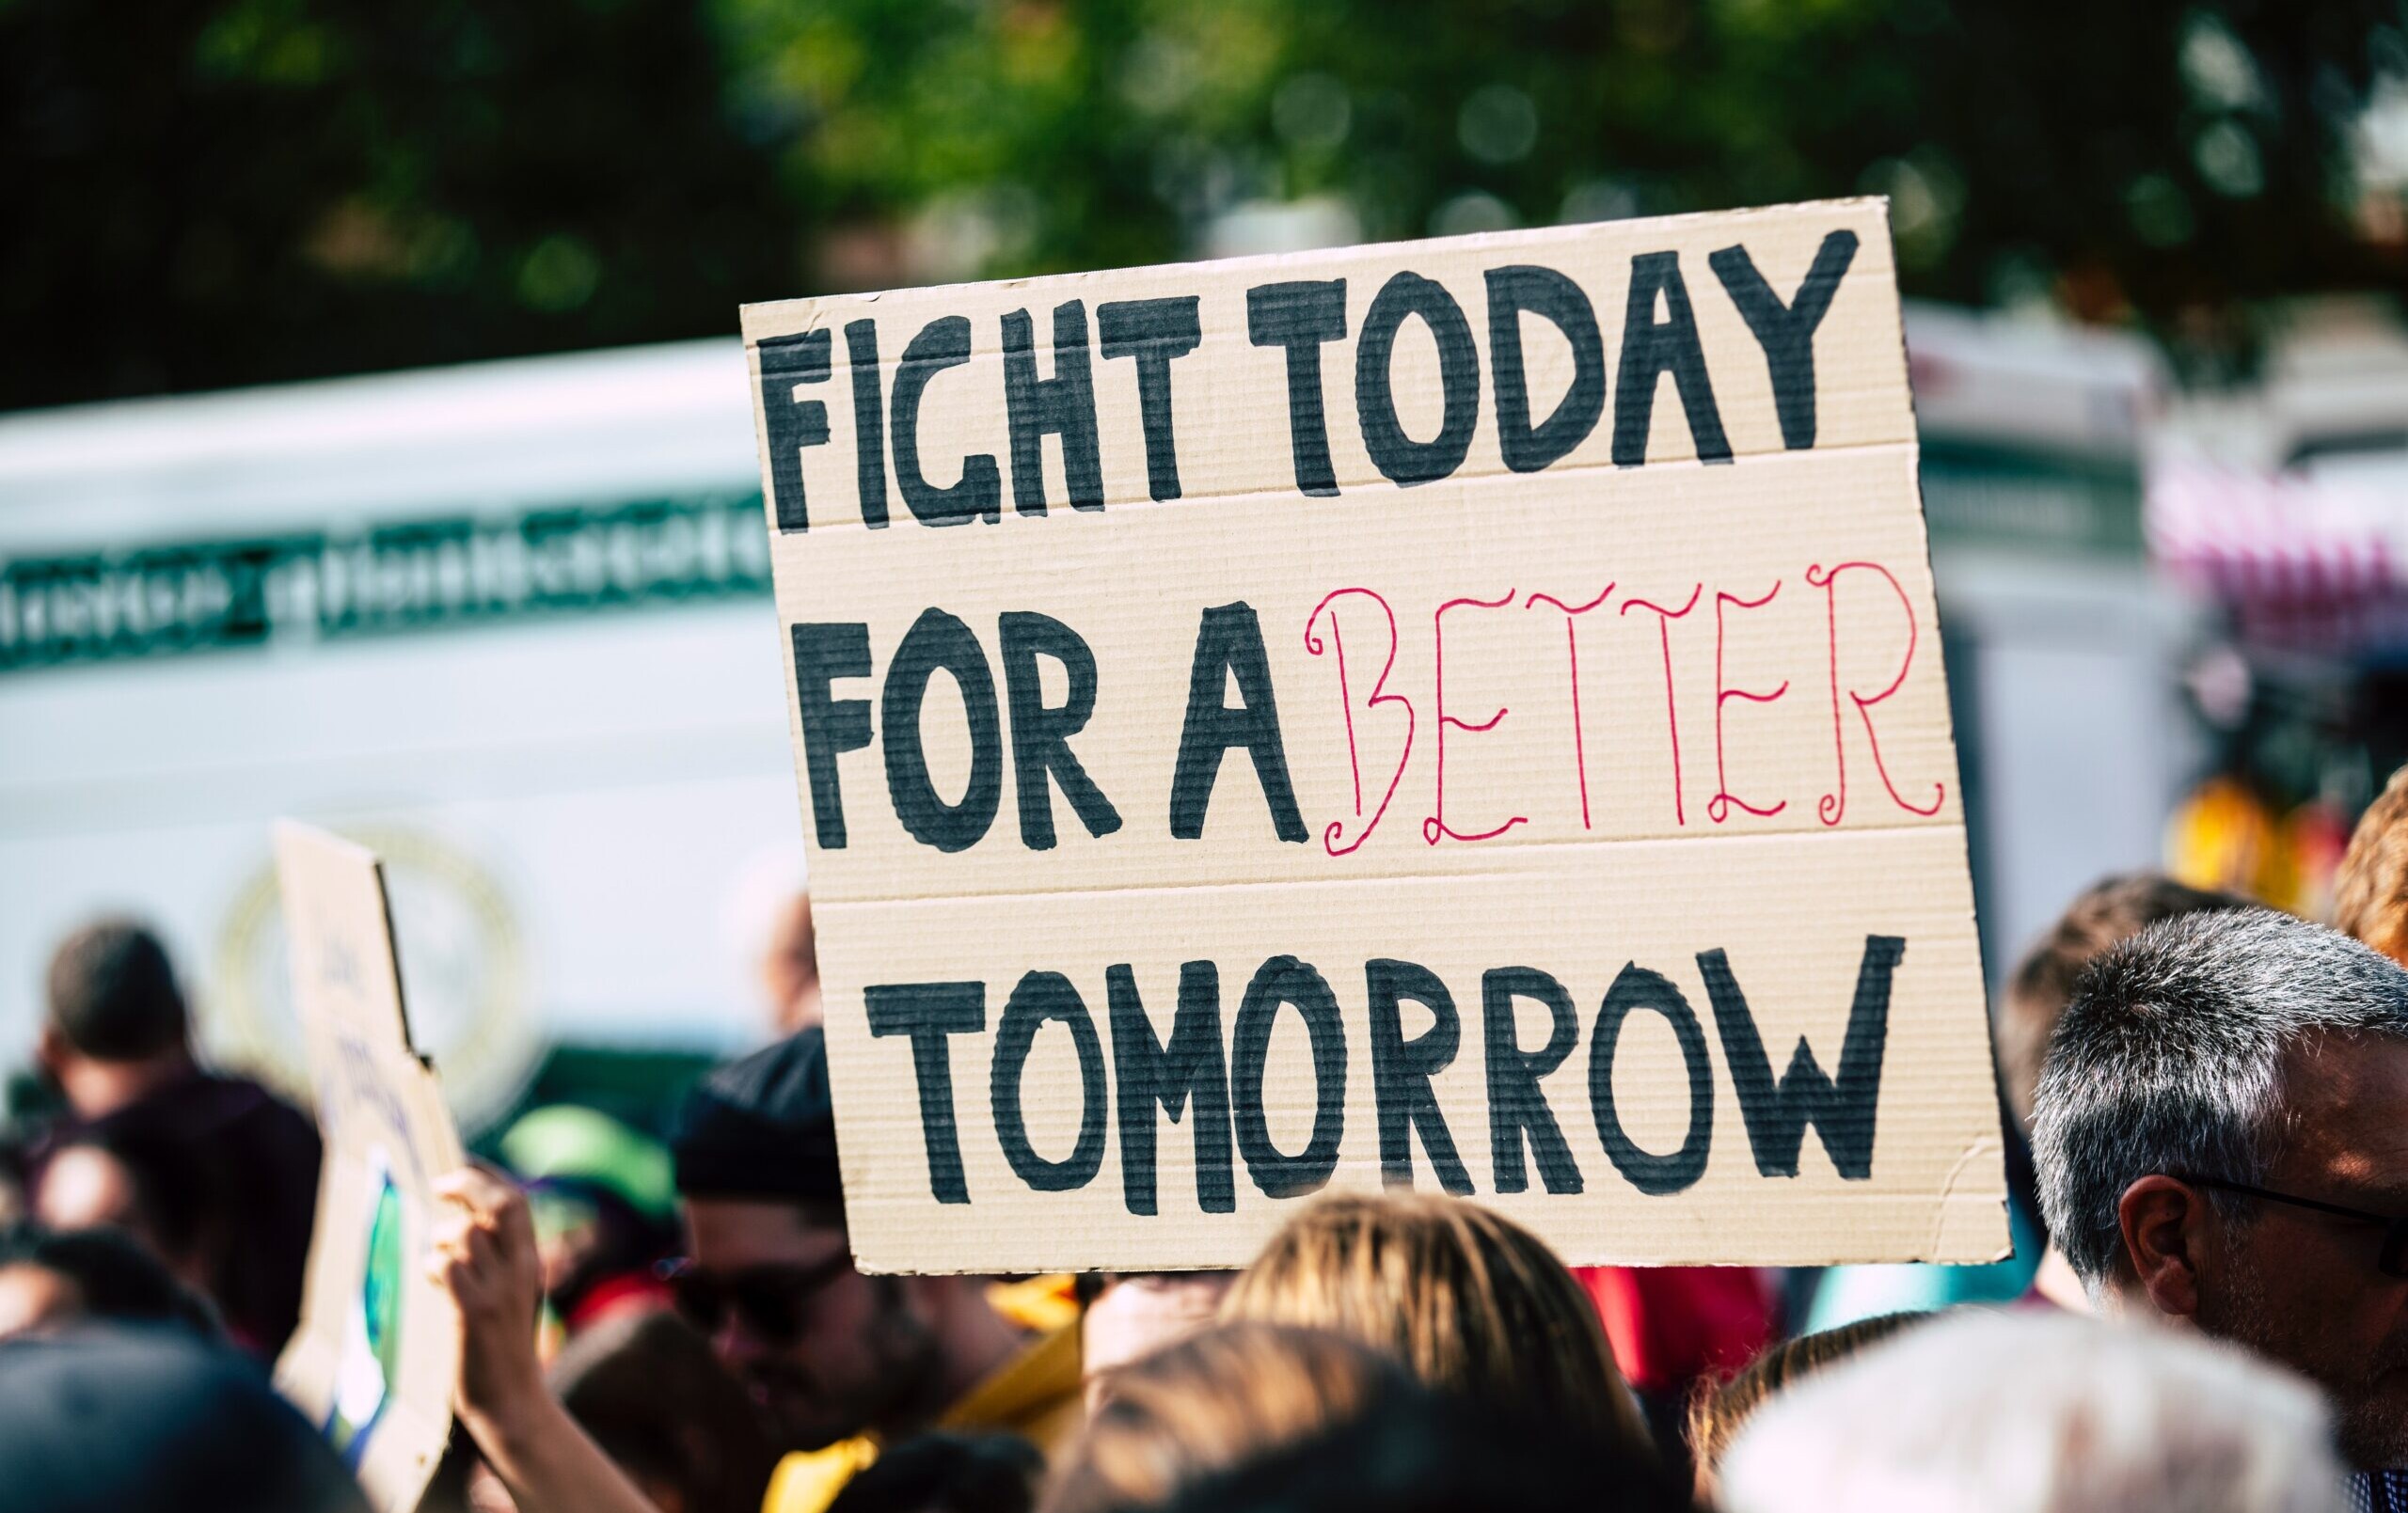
left=7, top=765, right=2408, bottom=1513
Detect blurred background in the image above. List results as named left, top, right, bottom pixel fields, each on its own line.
left=6, top=0, right=2408, bottom=1142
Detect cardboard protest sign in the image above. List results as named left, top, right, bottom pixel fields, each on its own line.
left=271, top=821, right=465, bottom=1513
left=744, top=197, right=2006, bottom=1272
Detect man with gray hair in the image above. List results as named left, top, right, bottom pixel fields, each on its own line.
left=2032, top=906, right=2408, bottom=1502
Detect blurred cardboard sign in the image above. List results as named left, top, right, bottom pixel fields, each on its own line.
left=743, top=198, right=2005, bottom=1273
left=271, top=821, right=465, bottom=1513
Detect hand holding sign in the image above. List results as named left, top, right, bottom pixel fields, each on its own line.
left=429, top=1167, right=546, bottom=1441
left=430, top=1165, right=663, bottom=1513
left=745, top=199, right=2004, bottom=1274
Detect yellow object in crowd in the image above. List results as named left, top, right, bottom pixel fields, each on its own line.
left=761, top=1278, right=1085, bottom=1513
left=2165, top=776, right=2276, bottom=902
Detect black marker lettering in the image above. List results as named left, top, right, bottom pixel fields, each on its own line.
left=1697, top=934, right=1900, bottom=1179
left=1232, top=955, right=1348, bottom=1199
left=1707, top=230, right=1860, bottom=451
left=1246, top=279, right=1349, bottom=496
left=1482, top=967, right=1584, bottom=1195
left=1366, top=958, right=1472, bottom=1192
left=990, top=970, right=1109, bottom=1192
left=892, top=315, right=1003, bottom=526
left=999, top=610, right=1120, bottom=851
left=1485, top=265, right=1606, bottom=473
left=1355, top=272, right=1479, bottom=487
left=882, top=608, right=1004, bottom=853
left=844, top=319, right=890, bottom=528
left=1170, top=603, right=1307, bottom=843
left=866, top=981, right=986, bottom=1205
left=1099, top=296, right=1203, bottom=502
left=789, top=623, right=875, bottom=849
left=757, top=329, right=832, bottom=532
left=1002, top=300, right=1104, bottom=515
left=1589, top=962, right=1715, bottom=1194
left=1109, top=961, right=1235, bottom=1216
left=1612, top=253, right=1732, bottom=467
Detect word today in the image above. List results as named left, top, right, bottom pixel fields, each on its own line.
left=756, top=232, right=1859, bottom=527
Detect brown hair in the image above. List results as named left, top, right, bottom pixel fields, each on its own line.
left=1685, top=1311, right=1926, bottom=1486
left=1217, top=1192, right=1646, bottom=1449
left=1996, top=873, right=2248, bottom=1127
left=45, top=918, right=187, bottom=1063
left=2338, top=764, right=2408, bottom=969
left=552, top=1310, right=784, bottom=1513
left=1044, top=1323, right=1408, bottom=1513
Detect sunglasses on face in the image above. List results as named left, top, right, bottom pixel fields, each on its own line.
left=2178, top=1174, right=2408, bottom=1278
left=659, top=1252, right=854, bottom=1346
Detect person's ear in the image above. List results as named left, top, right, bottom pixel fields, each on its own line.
left=2117, top=1174, right=2211, bottom=1319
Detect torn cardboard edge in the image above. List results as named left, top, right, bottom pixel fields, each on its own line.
left=270, top=821, right=466, bottom=1513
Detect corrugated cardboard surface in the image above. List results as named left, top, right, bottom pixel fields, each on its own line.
left=743, top=198, right=2006, bottom=1271
left=271, top=822, right=465, bottom=1513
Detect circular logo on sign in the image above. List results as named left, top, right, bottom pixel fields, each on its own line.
left=212, top=827, right=539, bottom=1136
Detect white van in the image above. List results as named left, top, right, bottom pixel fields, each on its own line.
left=0, top=340, right=801, bottom=1129
left=0, top=310, right=2187, bottom=1132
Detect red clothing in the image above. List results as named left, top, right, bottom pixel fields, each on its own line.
left=562, top=1270, right=674, bottom=1335
left=1576, top=1266, right=1780, bottom=1395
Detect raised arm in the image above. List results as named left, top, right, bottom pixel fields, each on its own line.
left=429, top=1166, right=665, bottom=1513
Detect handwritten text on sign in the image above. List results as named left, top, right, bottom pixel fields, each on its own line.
left=745, top=199, right=2004, bottom=1272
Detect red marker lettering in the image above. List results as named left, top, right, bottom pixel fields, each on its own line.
left=1707, top=579, right=1790, bottom=824
left=1806, top=560, right=1944, bottom=825
left=1523, top=585, right=1614, bottom=830
left=1620, top=585, right=1703, bottom=827
left=1305, top=589, right=1415, bottom=856
left=1423, top=589, right=1527, bottom=845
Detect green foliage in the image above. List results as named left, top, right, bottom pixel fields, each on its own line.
left=4, top=0, right=2402, bottom=409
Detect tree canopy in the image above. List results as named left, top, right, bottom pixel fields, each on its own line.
left=6, top=0, right=2403, bottom=410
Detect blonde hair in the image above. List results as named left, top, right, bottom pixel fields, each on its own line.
left=1686, top=1311, right=1927, bottom=1489
left=1218, top=1192, right=1646, bottom=1448
left=1044, top=1322, right=1406, bottom=1513
left=2337, top=764, right=2408, bottom=968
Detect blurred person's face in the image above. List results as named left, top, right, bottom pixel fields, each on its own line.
left=2190, top=1036, right=2408, bottom=1468
left=0, top=1264, right=79, bottom=1338
left=36, top=1144, right=142, bottom=1235
left=681, top=1196, right=940, bottom=1450
left=762, top=897, right=821, bottom=1034
left=1081, top=1272, right=1233, bottom=1411
left=34, top=1143, right=207, bottom=1294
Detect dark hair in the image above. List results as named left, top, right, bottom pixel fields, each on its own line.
left=672, top=1028, right=843, bottom=1206
left=0, top=1224, right=220, bottom=1337
left=1996, top=874, right=2248, bottom=1127
left=52, top=1127, right=214, bottom=1265
left=551, top=1309, right=784, bottom=1513
left=829, top=1433, right=1042, bottom=1513
left=1684, top=1312, right=1927, bottom=1478
left=0, top=1328, right=370, bottom=1513
left=1158, top=1387, right=1691, bottom=1513
left=44, top=920, right=188, bottom=1064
